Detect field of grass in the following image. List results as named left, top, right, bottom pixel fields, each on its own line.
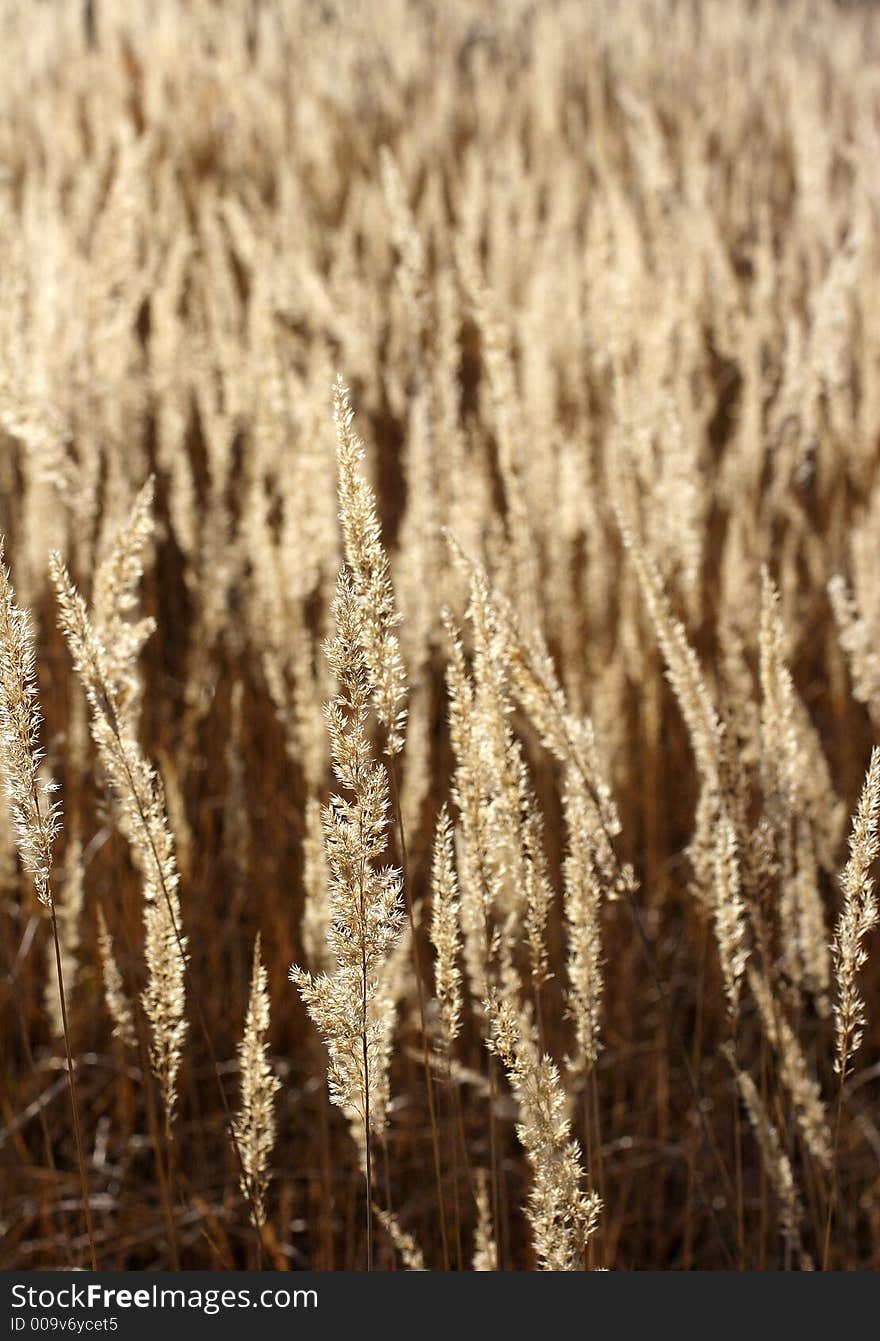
left=2, top=0, right=880, bottom=1271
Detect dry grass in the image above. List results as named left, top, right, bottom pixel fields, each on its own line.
left=2, top=0, right=880, bottom=1271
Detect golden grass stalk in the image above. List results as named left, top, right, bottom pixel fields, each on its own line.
left=96, top=906, right=137, bottom=1050
left=487, top=996, right=601, bottom=1270
left=430, top=804, right=463, bottom=1056
left=333, top=377, right=407, bottom=756
left=563, top=764, right=605, bottom=1071
left=290, top=571, right=406, bottom=1269
left=0, top=539, right=96, bottom=1269
left=0, top=545, right=61, bottom=905
left=832, top=746, right=880, bottom=1081
left=234, top=934, right=280, bottom=1232
left=824, top=747, right=880, bottom=1266
left=374, top=1206, right=427, bottom=1271
left=50, top=549, right=187, bottom=1128
left=333, top=375, right=449, bottom=1261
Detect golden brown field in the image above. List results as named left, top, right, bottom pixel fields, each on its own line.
left=2, top=0, right=880, bottom=1272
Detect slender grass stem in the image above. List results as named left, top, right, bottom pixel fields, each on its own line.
left=388, top=756, right=450, bottom=1270
left=49, top=898, right=97, bottom=1271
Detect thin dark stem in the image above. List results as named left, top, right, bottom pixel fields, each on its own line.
left=822, top=1067, right=847, bottom=1270
left=486, top=1051, right=503, bottom=1269
left=589, top=1066, right=607, bottom=1268
left=362, top=1029, right=373, bottom=1272
left=583, top=1077, right=593, bottom=1269
left=448, top=1067, right=466, bottom=1265
left=683, top=916, right=708, bottom=1269
left=388, top=755, right=451, bottom=1270
left=315, top=1047, right=334, bottom=1268
left=49, top=899, right=97, bottom=1271
left=114, top=894, right=181, bottom=1268
left=356, top=791, right=373, bottom=1272
left=733, top=1079, right=744, bottom=1269
left=620, top=878, right=736, bottom=1266
left=759, top=1035, right=769, bottom=1268
left=444, top=1057, right=464, bottom=1270
left=450, top=1067, right=476, bottom=1202
left=140, top=1031, right=181, bottom=1270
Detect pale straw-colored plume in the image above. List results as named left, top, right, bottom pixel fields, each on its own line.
left=832, top=746, right=880, bottom=1078
left=374, top=1207, right=426, bottom=1271
left=712, top=813, right=749, bottom=1017
left=399, top=680, right=431, bottom=839
left=429, top=804, right=463, bottom=1054
left=0, top=539, right=61, bottom=905
left=350, top=917, right=412, bottom=1165
left=625, top=526, right=749, bottom=1009
left=623, top=524, right=723, bottom=791
left=290, top=571, right=405, bottom=1267
left=758, top=570, right=799, bottom=821
left=96, top=906, right=137, bottom=1050
left=748, top=967, right=831, bottom=1168
left=463, top=568, right=553, bottom=1001
left=488, top=996, right=601, bottom=1270
left=469, top=562, right=634, bottom=906
left=563, top=764, right=604, bottom=1069
left=300, top=795, right=333, bottom=974
left=443, top=607, right=498, bottom=1006
left=91, top=477, right=157, bottom=719
left=455, top=248, right=540, bottom=631
left=790, top=817, right=832, bottom=1012
left=733, top=1063, right=811, bottom=1269
left=234, top=935, right=280, bottom=1230
left=829, top=570, right=880, bottom=727
left=332, top=377, right=407, bottom=756
left=758, top=570, right=833, bottom=1005
left=472, top=1169, right=498, bottom=1271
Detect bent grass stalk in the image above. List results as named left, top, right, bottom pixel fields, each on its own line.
left=50, top=551, right=267, bottom=1255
